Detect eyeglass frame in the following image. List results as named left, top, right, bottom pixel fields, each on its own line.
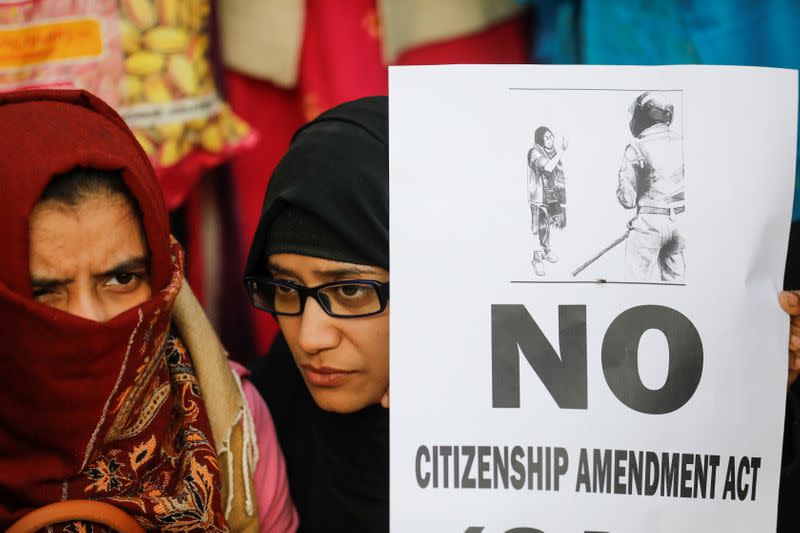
left=244, top=275, right=390, bottom=318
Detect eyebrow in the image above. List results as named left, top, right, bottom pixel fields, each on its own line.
left=313, top=265, right=375, bottom=277
left=30, top=276, right=71, bottom=288
left=31, top=255, right=150, bottom=287
left=266, top=261, right=296, bottom=277
left=94, top=256, right=150, bottom=280
left=266, top=261, right=379, bottom=280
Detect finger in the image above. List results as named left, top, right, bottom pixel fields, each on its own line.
left=779, top=291, right=800, bottom=314
left=790, top=334, right=800, bottom=352
left=790, top=352, right=800, bottom=372
left=380, top=386, right=390, bottom=409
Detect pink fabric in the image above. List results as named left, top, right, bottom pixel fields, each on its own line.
left=230, top=361, right=298, bottom=532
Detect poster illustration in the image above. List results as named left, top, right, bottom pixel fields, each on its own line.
left=522, top=90, right=684, bottom=282
left=389, top=66, right=797, bottom=533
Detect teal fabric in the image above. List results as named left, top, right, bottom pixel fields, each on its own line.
left=525, top=0, right=800, bottom=218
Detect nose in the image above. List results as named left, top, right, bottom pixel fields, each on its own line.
left=297, top=297, right=341, bottom=355
left=68, top=290, right=109, bottom=322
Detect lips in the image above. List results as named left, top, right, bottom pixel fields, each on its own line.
left=301, top=364, right=357, bottom=387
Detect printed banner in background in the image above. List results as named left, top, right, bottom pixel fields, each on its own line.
left=0, top=0, right=254, bottom=209
left=389, top=65, right=797, bottom=532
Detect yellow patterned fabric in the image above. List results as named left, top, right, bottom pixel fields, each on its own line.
left=172, top=282, right=260, bottom=532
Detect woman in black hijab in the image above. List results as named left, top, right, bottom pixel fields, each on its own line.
left=244, top=96, right=390, bottom=532
left=244, top=94, right=800, bottom=533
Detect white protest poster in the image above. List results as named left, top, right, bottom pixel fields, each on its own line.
left=389, top=66, right=798, bottom=533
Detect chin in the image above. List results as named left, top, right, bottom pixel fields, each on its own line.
left=309, top=388, right=377, bottom=414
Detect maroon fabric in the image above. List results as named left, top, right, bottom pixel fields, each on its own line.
left=0, top=89, right=171, bottom=293
left=0, top=90, right=226, bottom=531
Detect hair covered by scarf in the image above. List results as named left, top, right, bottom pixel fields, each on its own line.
left=0, top=90, right=227, bottom=531
left=534, top=125, right=557, bottom=157
left=245, top=96, right=389, bottom=275
left=244, top=96, right=391, bottom=531
left=534, top=125, right=551, bottom=148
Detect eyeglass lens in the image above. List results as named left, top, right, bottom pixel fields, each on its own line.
left=249, top=280, right=382, bottom=316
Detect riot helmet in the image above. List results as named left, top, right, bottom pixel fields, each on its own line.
left=629, top=92, right=673, bottom=137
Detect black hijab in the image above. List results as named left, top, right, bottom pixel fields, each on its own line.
left=246, top=96, right=390, bottom=533
left=245, top=96, right=389, bottom=274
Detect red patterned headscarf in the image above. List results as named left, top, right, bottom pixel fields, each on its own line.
left=0, top=90, right=227, bottom=531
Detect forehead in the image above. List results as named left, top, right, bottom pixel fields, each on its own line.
left=30, top=193, right=139, bottom=230
left=29, top=194, right=147, bottom=274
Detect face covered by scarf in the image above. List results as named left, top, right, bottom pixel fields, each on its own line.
left=0, top=90, right=226, bottom=531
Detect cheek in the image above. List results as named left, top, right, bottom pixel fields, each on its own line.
left=298, top=315, right=390, bottom=413
left=105, top=281, right=152, bottom=316
left=277, top=315, right=300, bottom=345
left=351, top=317, right=390, bottom=382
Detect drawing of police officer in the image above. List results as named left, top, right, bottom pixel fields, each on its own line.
left=528, top=126, right=568, bottom=276
left=617, top=92, right=685, bottom=282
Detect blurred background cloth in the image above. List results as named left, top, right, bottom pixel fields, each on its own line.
left=526, top=0, right=800, bottom=218
left=176, top=0, right=800, bottom=361
left=219, top=0, right=529, bottom=357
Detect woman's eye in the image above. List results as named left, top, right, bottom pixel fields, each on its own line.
left=336, top=284, right=367, bottom=298
left=275, top=285, right=296, bottom=295
left=106, top=272, right=142, bottom=288
left=324, top=283, right=381, bottom=314
left=32, top=286, right=64, bottom=305
left=32, top=288, right=55, bottom=300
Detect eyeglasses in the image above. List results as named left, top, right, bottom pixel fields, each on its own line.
left=244, top=276, right=390, bottom=318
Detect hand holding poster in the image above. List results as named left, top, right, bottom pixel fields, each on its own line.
left=389, top=66, right=797, bottom=532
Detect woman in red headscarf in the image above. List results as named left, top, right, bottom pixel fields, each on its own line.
left=0, top=90, right=296, bottom=532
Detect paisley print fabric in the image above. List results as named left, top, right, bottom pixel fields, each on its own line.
left=53, top=245, right=227, bottom=533
left=0, top=91, right=227, bottom=531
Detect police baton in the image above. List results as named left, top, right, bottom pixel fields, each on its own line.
left=571, top=229, right=630, bottom=277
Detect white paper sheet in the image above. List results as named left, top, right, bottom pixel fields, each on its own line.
left=389, top=65, right=797, bottom=533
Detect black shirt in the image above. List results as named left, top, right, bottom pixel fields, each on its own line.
left=249, top=336, right=389, bottom=533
